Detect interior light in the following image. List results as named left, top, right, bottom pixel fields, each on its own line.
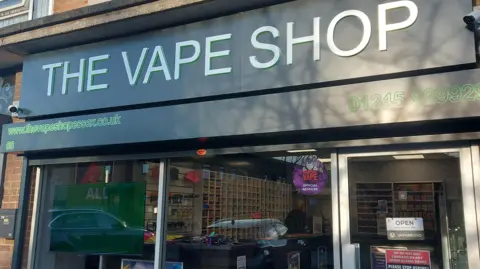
left=196, top=149, right=207, bottom=156
left=445, top=152, right=459, bottom=158
left=228, top=161, right=251, bottom=167
left=287, top=149, right=317, bottom=153
left=393, top=155, right=425, bottom=160
left=318, top=158, right=331, bottom=163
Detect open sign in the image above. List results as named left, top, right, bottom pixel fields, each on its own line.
left=386, top=218, right=424, bottom=240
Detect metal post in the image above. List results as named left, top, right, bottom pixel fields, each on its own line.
left=99, top=166, right=111, bottom=269
left=0, top=153, right=8, bottom=207
left=154, top=161, right=168, bottom=269
left=330, top=151, right=341, bottom=269
left=354, top=243, right=361, bottom=269
left=11, top=158, right=31, bottom=269
left=27, top=167, right=42, bottom=269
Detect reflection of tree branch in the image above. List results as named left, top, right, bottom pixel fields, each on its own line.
left=192, top=0, right=471, bottom=151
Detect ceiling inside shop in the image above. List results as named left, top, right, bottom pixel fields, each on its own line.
left=350, top=153, right=458, bottom=162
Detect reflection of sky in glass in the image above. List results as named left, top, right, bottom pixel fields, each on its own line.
left=121, top=260, right=154, bottom=269
left=0, top=0, right=23, bottom=9
left=274, top=156, right=332, bottom=167
left=165, top=262, right=183, bottom=269
left=274, top=156, right=306, bottom=164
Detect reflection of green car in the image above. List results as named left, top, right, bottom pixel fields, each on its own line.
left=49, top=209, right=146, bottom=255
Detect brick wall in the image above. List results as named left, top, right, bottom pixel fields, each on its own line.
left=53, top=0, right=114, bottom=13
left=0, top=71, right=33, bottom=269
left=0, top=153, right=21, bottom=269
left=54, top=0, right=88, bottom=13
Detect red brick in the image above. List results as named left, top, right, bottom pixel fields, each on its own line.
left=0, top=72, right=28, bottom=268
left=54, top=0, right=88, bottom=13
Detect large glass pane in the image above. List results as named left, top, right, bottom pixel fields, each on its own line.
left=33, top=160, right=160, bottom=269
left=347, top=152, right=468, bottom=269
left=165, top=150, right=334, bottom=269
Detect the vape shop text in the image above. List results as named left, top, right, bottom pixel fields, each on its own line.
left=40, top=1, right=418, bottom=97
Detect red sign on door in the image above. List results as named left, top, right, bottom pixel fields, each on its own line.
left=385, top=250, right=431, bottom=269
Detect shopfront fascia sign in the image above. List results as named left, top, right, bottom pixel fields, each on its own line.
left=20, top=0, right=475, bottom=117
left=4, top=68, right=480, bottom=153
left=0, top=0, right=31, bottom=20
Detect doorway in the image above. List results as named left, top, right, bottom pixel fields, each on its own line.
left=338, top=148, right=480, bottom=269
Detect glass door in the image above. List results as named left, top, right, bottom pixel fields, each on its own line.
left=338, top=148, right=480, bottom=269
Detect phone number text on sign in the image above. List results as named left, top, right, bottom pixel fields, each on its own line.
left=348, top=84, right=480, bottom=113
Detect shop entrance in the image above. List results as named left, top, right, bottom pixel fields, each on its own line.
left=338, top=148, right=480, bottom=269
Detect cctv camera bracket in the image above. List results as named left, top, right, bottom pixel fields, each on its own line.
left=10, top=101, right=19, bottom=118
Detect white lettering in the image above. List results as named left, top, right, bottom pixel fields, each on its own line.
left=62, top=59, right=86, bottom=94
left=250, top=26, right=281, bottom=69
left=143, top=45, right=172, bottom=83
left=378, top=0, right=418, bottom=51
left=85, top=188, right=94, bottom=199
left=122, top=48, right=149, bottom=86
left=286, top=17, right=320, bottom=65
left=175, top=40, right=201, bottom=80
left=205, top=34, right=232, bottom=76
left=42, top=62, right=63, bottom=96
left=85, top=188, right=108, bottom=200
left=95, top=188, right=102, bottom=199
left=41, top=2, right=420, bottom=96
left=327, top=10, right=371, bottom=57
left=86, top=54, right=110, bottom=91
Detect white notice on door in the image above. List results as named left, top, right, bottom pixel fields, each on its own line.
left=237, top=256, right=246, bottom=269
left=386, top=218, right=425, bottom=240
left=386, top=218, right=424, bottom=231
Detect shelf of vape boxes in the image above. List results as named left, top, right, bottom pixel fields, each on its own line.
left=200, top=171, right=291, bottom=239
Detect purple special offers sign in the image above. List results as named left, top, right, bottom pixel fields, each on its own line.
left=293, top=156, right=328, bottom=195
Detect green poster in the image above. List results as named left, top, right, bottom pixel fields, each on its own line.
left=50, top=182, right=146, bottom=255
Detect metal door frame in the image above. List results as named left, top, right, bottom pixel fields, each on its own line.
left=337, top=146, right=480, bottom=268
left=154, top=160, right=168, bottom=269
left=470, top=145, right=480, bottom=259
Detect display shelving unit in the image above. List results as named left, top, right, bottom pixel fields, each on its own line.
left=355, top=182, right=437, bottom=237
left=166, top=165, right=197, bottom=236
left=356, top=183, right=394, bottom=235
left=393, top=183, right=436, bottom=233
left=143, top=162, right=161, bottom=231
left=202, top=171, right=292, bottom=240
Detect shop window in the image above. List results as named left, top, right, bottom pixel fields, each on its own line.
left=165, top=151, right=334, bottom=269
left=31, top=151, right=335, bottom=269
left=32, top=160, right=160, bottom=269
left=346, top=152, right=468, bottom=269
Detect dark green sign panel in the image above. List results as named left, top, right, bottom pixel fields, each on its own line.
left=50, top=182, right=146, bottom=255
left=2, top=69, right=480, bottom=153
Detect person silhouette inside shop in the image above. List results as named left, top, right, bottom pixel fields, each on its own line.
left=285, top=199, right=309, bottom=234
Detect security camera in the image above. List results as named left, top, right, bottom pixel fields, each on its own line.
left=8, top=104, right=22, bottom=114
left=464, top=10, right=480, bottom=26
